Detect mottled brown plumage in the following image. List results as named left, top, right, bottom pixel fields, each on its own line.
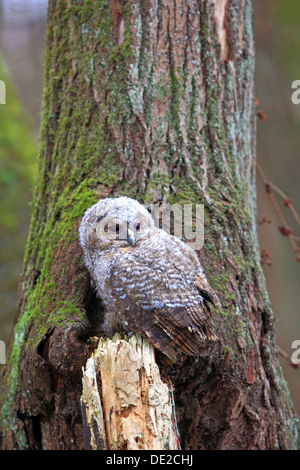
left=79, top=197, right=220, bottom=362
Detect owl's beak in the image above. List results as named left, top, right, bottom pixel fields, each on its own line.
left=127, top=228, right=136, bottom=246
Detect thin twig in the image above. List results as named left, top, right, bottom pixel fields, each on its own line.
left=257, top=162, right=300, bottom=260
left=277, top=345, right=300, bottom=370
left=267, top=181, right=300, bottom=226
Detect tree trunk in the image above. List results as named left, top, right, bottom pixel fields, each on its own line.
left=1, top=0, right=299, bottom=450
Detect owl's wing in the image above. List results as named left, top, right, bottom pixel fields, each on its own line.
left=109, top=253, right=218, bottom=362
left=195, top=274, right=222, bottom=309
left=114, top=301, right=199, bottom=362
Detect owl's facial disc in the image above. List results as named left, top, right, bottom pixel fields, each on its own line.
left=96, top=216, right=127, bottom=244
left=96, top=212, right=151, bottom=247
left=128, top=215, right=152, bottom=244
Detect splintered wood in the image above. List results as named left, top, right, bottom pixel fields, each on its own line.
left=80, top=334, right=180, bottom=450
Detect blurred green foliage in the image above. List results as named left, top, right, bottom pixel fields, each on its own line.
left=254, top=0, right=300, bottom=416
left=0, top=59, right=37, bottom=340
left=271, top=0, right=300, bottom=79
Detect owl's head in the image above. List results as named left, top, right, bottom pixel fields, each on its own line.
left=79, top=197, right=154, bottom=254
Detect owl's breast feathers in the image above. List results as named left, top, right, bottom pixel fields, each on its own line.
left=104, top=235, right=219, bottom=362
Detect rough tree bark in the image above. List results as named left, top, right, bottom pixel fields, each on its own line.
left=1, top=0, right=299, bottom=450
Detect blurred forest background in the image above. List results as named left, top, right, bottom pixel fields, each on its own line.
left=0, top=0, right=299, bottom=415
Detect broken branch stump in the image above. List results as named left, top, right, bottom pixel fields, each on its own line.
left=80, top=334, right=180, bottom=450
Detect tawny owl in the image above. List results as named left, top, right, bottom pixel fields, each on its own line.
left=79, top=197, right=219, bottom=362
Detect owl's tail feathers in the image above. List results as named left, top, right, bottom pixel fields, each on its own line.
left=143, top=326, right=178, bottom=363
left=142, top=318, right=200, bottom=362
left=126, top=302, right=218, bottom=362
left=189, top=323, right=218, bottom=342
left=152, top=312, right=205, bottom=358
left=143, top=321, right=217, bottom=363
left=144, top=306, right=219, bottom=361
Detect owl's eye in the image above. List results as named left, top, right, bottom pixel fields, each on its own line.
left=104, top=224, right=120, bottom=233
left=135, top=223, right=141, bottom=232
